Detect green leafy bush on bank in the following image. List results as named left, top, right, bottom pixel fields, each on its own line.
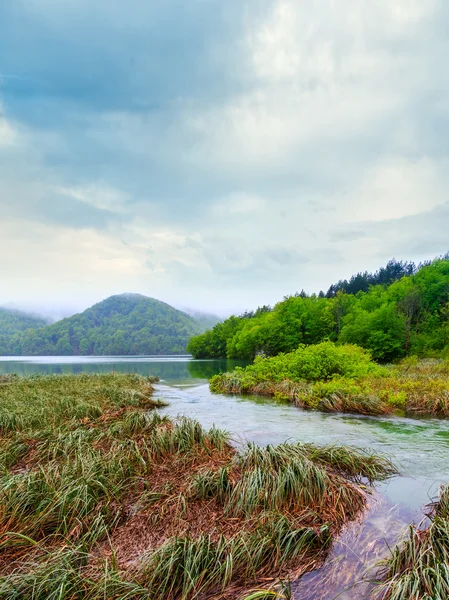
left=241, top=342, right=383, bottom=383
left=210, top=342, right=384, bottom=393
left=211, top=343, right=449, bottom=417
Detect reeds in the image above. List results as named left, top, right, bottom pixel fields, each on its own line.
left=377, top=485, right=449, bottom=600
left=211, top=355, right=449, bottom=418
left=140, top=516, right=322, bottom=600
left=0, top=545, right=151, bottom=600
left=0, top=373, right=396, bottom=599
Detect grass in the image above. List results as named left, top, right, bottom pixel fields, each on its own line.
left=210, top=344, right=449, bottom=418
left=376, top=485, right=449, bottom=600
left=0, top=373, right=396, bottom=599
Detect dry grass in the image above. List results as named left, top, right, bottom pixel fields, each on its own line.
left=211, top=358, right=449, bottom=418
left=0, top=374, right=396, bottom=599
left=376, top=485, right=449, bottom=600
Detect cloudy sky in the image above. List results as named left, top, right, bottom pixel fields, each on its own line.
left=1, top=0, right=448, bottom=318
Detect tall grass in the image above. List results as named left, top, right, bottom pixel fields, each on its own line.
left=0, top=373, right=161, bottom=432
left=140, top=515, right=323, bottom=600
left=0, top=373, right=397, bottom=599
left=226, top=448, right=331, bottom=516
left=377, top=485, right=449, bottom=600
left=0, top=545, right=151, bottom=600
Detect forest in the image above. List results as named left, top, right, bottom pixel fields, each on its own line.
left=0, top=294, right=204, bottom=356
left=187, top=256, right=449, bottom=362
left=0, top=309, right=48, bottom=354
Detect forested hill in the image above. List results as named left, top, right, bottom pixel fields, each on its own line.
left=187, top=257, right=449, bottom=363
left=3, top=294, right=203, bottom=356
left=0, top=309, right=48, bottom=354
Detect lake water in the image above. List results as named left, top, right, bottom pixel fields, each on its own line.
left=2, top=355, right=449, bottom=598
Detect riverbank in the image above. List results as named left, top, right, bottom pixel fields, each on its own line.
left=0, top=373, right=395, bottom=599
left=210, top=344, right=449, bottom=418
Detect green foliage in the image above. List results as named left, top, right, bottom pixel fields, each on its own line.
left=212, top=342, right=384, bottom=390
left=189, top=258, right=449, bottom=362
left=0, top=308, right=48, bottom=355
left=2, top=294, right=202, bottom=356
left=212, top=349, right=449, bottom=418
left=325, top=258, right=416, bottom=297
left=339, top=302, right=406, bottom=361
left=187, top=315, right=245, bottom=358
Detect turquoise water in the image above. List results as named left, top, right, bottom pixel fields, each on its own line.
left=2, top=355, right=448, bottom=598
left=159, top=381, right=449, bottom=512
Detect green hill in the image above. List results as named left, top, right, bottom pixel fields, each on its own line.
left=4, top=294, right=202, bottom=356
left=0, top=308, right=48, bottom=355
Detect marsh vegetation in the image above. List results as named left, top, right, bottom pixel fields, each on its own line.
left=210, top=342, right=449, bottom=418
left=377, top=485, right=449, bottom=600
left=0, top=373, right=396, bottom=599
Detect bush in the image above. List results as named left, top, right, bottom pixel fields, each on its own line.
left=220, top=342, right=385, bottom=386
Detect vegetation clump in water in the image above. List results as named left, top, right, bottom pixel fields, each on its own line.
left=210, top=342, right=449, bottom=417
left=0, top=373, right=395, bottom=599
left=377, top=484, right=449, bottom=600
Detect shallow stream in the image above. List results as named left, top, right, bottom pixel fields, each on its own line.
left=2, top=355, right=449, bottom=598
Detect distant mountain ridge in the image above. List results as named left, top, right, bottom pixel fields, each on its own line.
left=0, top=294, right=204, bottom=356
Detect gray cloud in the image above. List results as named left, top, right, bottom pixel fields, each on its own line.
left=361, top=204, right=449, bottom=258
left=0, top=0, right=448, bottom=313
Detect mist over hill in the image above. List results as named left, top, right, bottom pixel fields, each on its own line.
left=182, top=309, right=221, bottom=332
left=1, top=294, right=203, bottom=356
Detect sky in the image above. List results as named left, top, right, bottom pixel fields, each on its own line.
left=1, top=0, right=448, bottom=319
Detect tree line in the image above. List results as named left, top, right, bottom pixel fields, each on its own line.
left=187, top=257, right=449, bottom=362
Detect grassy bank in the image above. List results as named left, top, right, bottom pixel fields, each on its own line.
left=0, top=373, right=396, bottom=599
left=210, top=343, right=449, bottom=417
left=376, top=485, right=449, bottom=600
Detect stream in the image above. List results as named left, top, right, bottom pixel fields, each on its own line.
left=2, top=355, right=449, bottom=598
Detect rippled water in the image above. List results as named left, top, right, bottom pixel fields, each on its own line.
left=2, top=355, right=449, bottom=598
left=158, top=381, right=449, bottom=512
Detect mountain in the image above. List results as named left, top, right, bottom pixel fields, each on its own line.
left=0, top=308, right=48, bottom=355
left=4, top=294, right=202, bottom=356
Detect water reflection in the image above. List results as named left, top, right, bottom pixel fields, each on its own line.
left=0, top=356, right=247, bottom=383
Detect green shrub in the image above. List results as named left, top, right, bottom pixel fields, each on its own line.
left=211, top=343, right=384, bottom=391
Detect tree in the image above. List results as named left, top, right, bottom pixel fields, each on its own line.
left=398, top=287, right=423, bottom=354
